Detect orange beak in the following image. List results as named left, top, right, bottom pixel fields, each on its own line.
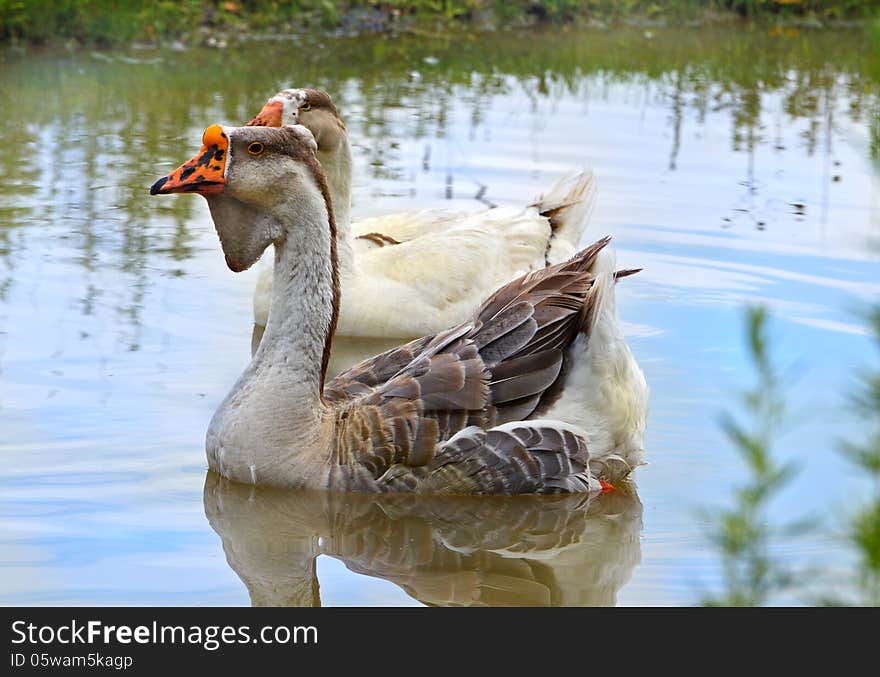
left=246, top=99, right=283, bottom=127
left=150, top=125, right=229, bottom=196
left=599, top=480, right=616, bottom=493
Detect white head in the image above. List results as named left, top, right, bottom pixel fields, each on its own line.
left=246, top=88, right=346, bottom=153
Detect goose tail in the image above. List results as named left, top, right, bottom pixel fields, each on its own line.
left=532, top=168, right=597, bottom=265
left=551, top=245, right=647, bottom=483
left=410, top=420, right=603, bottom=495
left=581, top=249, right=616, bottom=337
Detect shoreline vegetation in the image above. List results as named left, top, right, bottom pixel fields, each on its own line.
left=0, top=1, right=878, bottom=49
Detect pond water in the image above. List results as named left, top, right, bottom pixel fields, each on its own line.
left=0, top=25, right=878, bottom=606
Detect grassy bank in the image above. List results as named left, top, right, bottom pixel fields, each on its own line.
left=1, top=1, right=879, bottom=47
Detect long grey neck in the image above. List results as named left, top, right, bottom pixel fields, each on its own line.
left=317, top=135, right=353, bottom=274
left=254, top=194, right=338, bottom=411
left=206, top=182, right=339, bottom=487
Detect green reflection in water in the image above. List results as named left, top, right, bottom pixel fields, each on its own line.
left=0, top=25, right=875, bottom=343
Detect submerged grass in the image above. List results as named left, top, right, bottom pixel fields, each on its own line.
left=829, top=308, right=880, bottom=605
left=699, top=307, right=809, bottom=606
left=703, top=306, right=880, bottom=606
left=1, top=0, right=879, bottom=46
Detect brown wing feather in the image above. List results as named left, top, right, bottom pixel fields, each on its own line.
left=377, top=422, right=596, bottom=494
left=322, top=238, right=614, bottom=492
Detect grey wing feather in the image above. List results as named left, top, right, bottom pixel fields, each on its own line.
left=326, top=237, right=612, bottom=413
left=323, top=238, right=620, bottom=493
left=378, top=421, right=599, bottom=495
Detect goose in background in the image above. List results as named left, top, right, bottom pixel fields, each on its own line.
left=247, top=88, right=597, bottom=339
left=150, top=123, right=647, bottom=491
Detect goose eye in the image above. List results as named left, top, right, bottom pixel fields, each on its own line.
left=247, top=141, right=265, bottom=156
left=300, top=101, right=312, bottom=111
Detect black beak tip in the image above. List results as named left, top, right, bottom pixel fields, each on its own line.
left=149, top=176, right=168, bottom=195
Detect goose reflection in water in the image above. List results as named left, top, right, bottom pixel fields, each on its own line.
left=203, top=471, right=643, bottom=607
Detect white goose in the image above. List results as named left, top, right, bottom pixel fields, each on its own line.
left=246, top=88, right=597, bottom=339
left=150, top=124, right=647, bottom=492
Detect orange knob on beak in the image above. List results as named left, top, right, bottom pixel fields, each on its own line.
left=150, top=124, right=229, bottom=196
left=246, top=99, right=283, bottom=127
